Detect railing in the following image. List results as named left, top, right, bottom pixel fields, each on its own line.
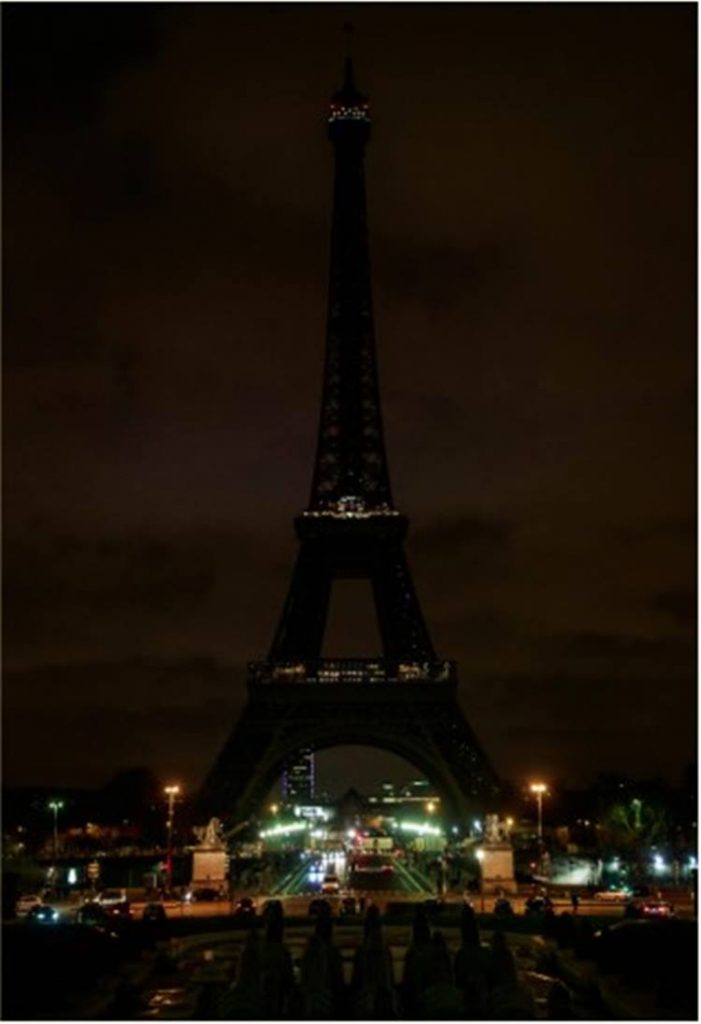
left=249, top=659, right=456, bottom=685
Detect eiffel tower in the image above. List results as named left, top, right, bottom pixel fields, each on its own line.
left=200, top=61, right=500, bottom=823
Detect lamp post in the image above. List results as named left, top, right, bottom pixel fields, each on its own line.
left=164, top=785, right=181, bottom=893
left=48, top=800, right=64, bottom=888
left=529, top=783, right=548, bottom=875
left=529, top=783, right=548, bottom=840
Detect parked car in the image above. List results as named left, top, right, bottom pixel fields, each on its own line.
left=639, top=900, right=675, bottom=918
left=95, top=888, right=128, bottom=907
left=76, top=902, right=111, bottom=927
left=142, top=902, right=167, bottom=923
left=494, top=896, right=515, bottom=917
left=185, top=887, right=223, bottom=902
left=525, top=895, right=553, bottom=914
left=15, top=894, right=43, bottom=917
left=232, top=897, right=256, bottom=918
left=103, top=900, right=132, bottom=920
left=632, top=885, right=651, bottom=898
left=26, top=904, right=60, bottom=925
left=593, top=888, right=631, bottom=903
left=340, top=896, right=359, bottom=916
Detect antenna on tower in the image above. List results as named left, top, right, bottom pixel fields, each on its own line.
left=342, top=20, right=354, bottom=56
left=342, top=21, right=355, bottom=91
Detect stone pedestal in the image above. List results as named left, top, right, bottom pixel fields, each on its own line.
left=481, top=843, right=517, bottom=894
left=191, top=848, right=228, bottom=888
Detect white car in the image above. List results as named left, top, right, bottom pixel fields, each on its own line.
left=94, top=888, right=127, bottom=907
left=593, top=888, right=631, bottom=903
left=15, top=893, right=43, bottom=917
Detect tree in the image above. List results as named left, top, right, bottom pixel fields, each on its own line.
left=599, top=797, right=669, bottom=878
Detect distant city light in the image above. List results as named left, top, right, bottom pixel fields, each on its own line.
left=473, top=819, right=482, bottom=833
left=399, top=821, right=442, bottom=837
left=67, top=868, right=77, bottom=885
left=652, top=854, right=666, bottom=874
left=608, top=857, right=620, bottom=871
left=475, top=849, right=485, bottom=861
left=259, top=821, right=307, bottom=839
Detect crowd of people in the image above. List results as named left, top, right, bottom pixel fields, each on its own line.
left=202, top=902, right=574, bottom=1019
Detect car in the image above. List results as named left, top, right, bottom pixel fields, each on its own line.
left=494, top=896, right=515, bottom=917
left=632, top=885, right=651, bottom=898
left=103, top=900, right=132, bottom=920
left=308, top=898, right=333, bottom=916
left=340, top=896, right=359, bottom=916
left=321, top=874, right=340, bottom=895
left=185, top=887, right=223, bottom=902
left=15, top=894, right=43, bottom=917
left=27, top=903, right=60, bottom=925
left=639, top=900, right=675, bottom=918
left=95, top=888, right=128, bottom=907
left=525, top=895, right=553, bottom=914
left=142, top=902, right=168, bottom=923
left=593, top=888, right=631, bottom=903
left=351, top=854, right=393, bottom=875
left=76, top=902, right=112, bottom=927
left=232, top=897, right=256, bottom=918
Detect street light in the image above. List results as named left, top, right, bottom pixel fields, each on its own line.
left=270, top=803, right=279, bottom=816
left=48, top=800, right=64, bottom=886
left=529, top=783, right=548, bottom=840
left=426, top=800, right=436, bottom=815
left=164, top=785, right=181, bottom=893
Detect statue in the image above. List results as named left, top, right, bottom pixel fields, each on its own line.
left=480, top=814, right=516, bottom=894
left=485, top=814, right=502, bottom=844
left=193, top=817, right=225, bottom=850
left=191, top=817, right=228, bottom=890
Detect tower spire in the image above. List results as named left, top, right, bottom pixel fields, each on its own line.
left=308, top=58, right=392, bottom=514
left=341, top=21, right=356, bottom=95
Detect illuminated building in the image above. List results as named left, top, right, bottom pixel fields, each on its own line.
left=282, top=747, right=315, bottom=802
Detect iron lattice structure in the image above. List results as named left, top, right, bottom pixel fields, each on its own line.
left=200, top=62, right=500, bottom=823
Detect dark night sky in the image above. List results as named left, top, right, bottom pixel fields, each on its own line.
left=4, top=3, right=696, bottom=798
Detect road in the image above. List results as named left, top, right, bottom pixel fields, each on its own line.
left=17, top=875, right=695, bottom=925
left=271, top=853, right=432, bottom=899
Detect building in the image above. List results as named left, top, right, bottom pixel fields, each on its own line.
left=282, top=748, right=315, bottom=802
